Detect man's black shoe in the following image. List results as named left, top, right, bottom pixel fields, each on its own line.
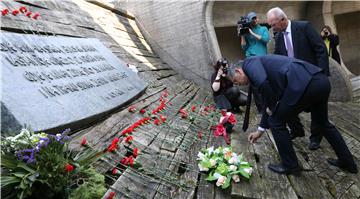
left=268, top=164, right=301, bottom=176
left=327, top=158, right=358, bottom=174
left=308, top=142, right=320, bottom=150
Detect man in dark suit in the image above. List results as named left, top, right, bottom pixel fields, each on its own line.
left=267, top=7, right=329, bottom=150
left=229, top=55, right=357, bottom=175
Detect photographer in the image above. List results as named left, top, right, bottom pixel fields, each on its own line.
left=211, top=58, right=246, bottom=113
left=321, top=25, right=341, bottom=64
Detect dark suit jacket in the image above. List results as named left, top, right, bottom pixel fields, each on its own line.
left=274, top=21, right=330, bottom=76
left=243, top=55, right=323, bottom=127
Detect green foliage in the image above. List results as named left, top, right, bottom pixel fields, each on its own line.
left=1, top=129, right=107, bottom=199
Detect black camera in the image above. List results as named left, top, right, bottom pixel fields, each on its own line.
left=237, top=16, right=251, bottom=36
left=324, top=31, right=329, bottom=36
left=220, top=59, right=229, bottom=74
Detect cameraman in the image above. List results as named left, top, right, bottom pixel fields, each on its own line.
left=240, top=12, right=270, bottom=113
left=240, top=12, right=270, bottom=57
left=211, top=58, right=247, bottom=113
left=321, top=25, right=341, bottom=64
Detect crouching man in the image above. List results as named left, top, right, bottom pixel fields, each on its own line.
left=228, top=54, right=357, bottom=175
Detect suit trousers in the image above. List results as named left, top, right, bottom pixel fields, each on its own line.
left=268, top=73, right=356, bottom=169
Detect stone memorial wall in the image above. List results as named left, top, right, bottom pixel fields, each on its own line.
left=1, top=33, right=147, bottom=134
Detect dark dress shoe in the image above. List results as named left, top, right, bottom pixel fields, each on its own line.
left=327, top=158, right=358, bottom=174
left=308, top=142, right=320, bottom=150
left=268, top=164, right=301, bottom=176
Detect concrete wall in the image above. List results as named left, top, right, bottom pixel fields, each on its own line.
left=113, top=1, right=357, bottom=101
left=113, top=1, right=213, bottom=88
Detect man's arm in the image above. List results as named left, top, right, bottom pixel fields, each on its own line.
left=305, top=22, right=329, bottom=75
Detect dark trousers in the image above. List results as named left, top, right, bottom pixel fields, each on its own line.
left=268, top=73, right=356, bottom=169
left=214, top=87, right=247, bottom=110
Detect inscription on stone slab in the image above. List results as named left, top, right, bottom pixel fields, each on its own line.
left=1, top=33, right=147, bottom=134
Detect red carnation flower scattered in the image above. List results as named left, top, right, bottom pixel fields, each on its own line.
left=139, top=108, right=146, bottom=114
left=19, top=6, right=27, bottom=13
left=179, top=109, right=188, bottom=119
left=106, top=191, right=116, bottom=199
left=112, top=168, right=121, bottom=175
left=159, top=115, right=167, bottom=123
left=204, top=106, right=209, bottom=112
left=2, top=9, right=9, bottom=16
left=221, top=110, right=227, bottom=116
left=32, top=12, right=40, bottom=20
left=25, top=11, right=32, bottom=17
left=198, top=131, right=203, bottom=139
left=128, top=105, right=136, bottom=112
left=65, top=163, right=74, bottom=172
left=81, top=137, right=87, bottom=146
left=228, top=113, right=237, bottom=125
left=214, top=124, right=225, bottom=137
left=107, top=137, right=120, bottom=152
left=124, top=135, right=133, bottom=143
left=191, top=106, right=196, bottom=112
left=133, top=148, right=138, bottom=157
left=153, top=118, right=160, bottom=125
left=120, top=156, right=135, bottom=166
left=128, top=156, right=134, bottom=166
left=11, top=10, right=19, bottom=16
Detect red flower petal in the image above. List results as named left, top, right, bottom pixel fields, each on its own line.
left=198, top=131, right=203, bottom=139
left=65, top=163, right=74, bottom=172
left=191, top=106, right=196, bottom=112
left=139, top=109, right=146, bottom=114
left=19, top=6, right=27, bottom=13
left=106, top=191, right=116, bottom=199
left=25, top=11, right=32, bottom=17
left=133, top=148, right=138, bottom=157
left=11, top=10, right=19, bottom=16
left=32, top=12, right=40, bottom=20
left=81, top=137, right=87, bottom=146
left=112, top=168, right=120, bottom=175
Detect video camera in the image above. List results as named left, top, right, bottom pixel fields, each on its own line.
left=237, top=16, right=251, bottom=36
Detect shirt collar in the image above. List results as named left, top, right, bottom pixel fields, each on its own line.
left=285, top=20, right=291, bottom=33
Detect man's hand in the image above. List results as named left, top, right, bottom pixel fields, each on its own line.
left=248, top=131, right=263, bottom=143
left=216, top=66, right=224, bottom=77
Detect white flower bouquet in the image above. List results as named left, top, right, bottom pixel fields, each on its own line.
left=197, top=146, right=253, bottom=189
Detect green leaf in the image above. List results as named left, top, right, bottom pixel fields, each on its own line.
left=0, top=176, right=21, bottom=188
left=0, top=154, right=18, bottom=169
left=221, top=176, right=231, bottom=189
left=205, top=171, right=217, bottom=181
left=215, top=163, right=229, bottom=175
left=17, top=163, right=36, bottom=174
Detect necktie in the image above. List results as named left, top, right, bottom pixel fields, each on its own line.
left=284, top=31, right=294, bottom=57
left=242, top=85, right=252, bottom=132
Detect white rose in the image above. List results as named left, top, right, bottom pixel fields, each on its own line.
left=244, top=167, right=253, bottom=175
left=209, top=159, right=217, bottom=167
left=229, top=165, right=237, bottom=171
left=228, top=156, right=238, bottom=164
left=216, top=176, right=227, bottom=187
left=214, top=148, right=221, bottom=154
left=232, top=175, right=240, bottom=182
left=197, top=152, right=205, bottom=160
left=223, top=147, right=230, bottom=154
left=198, top=163, right=209, bottom=172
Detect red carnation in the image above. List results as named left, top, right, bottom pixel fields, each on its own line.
left=65, top=163, right=74, bottom=172
left=25, top=11, right=32, bottom=17
left=228, top=113, right=237, bottom=125
left=81, top=137, right=87, bottom=146
left=106, top=191, right=116, bottom=199
left=221, top=110, right=227, bottom=116
left=124, top=135, right=133, bottom=143
left=128, top=105, right=136, bottom=112
left=19, top=6, right=27, bottom=13
left=198, top=131, right=203, bottom=139
left=204, top=106, right=209, bottom=112
left=191, top=106, right=196, bottom=112
left=112, top=168, right=121, bottom=175
left=139, top=109, right=146, bottom=114
left=154, top=118, right=160, bottom=125
left=2, top=9, right=9, bottom=16
left=214, top=124, right=225, bottom=137
left=160, top=115, right=167, bottom=122
left=128, top=156, right=134, bottom=166
left=133, top=148, right=138, bottom=157
left=107, top=137, right=120, bottom=152
left=11, top=10, right=19, bottom=16
left=32, top=12, right=40, bottom=20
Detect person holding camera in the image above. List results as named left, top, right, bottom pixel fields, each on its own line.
left=321, top=25, right=341, bottom=64
left=239, top=12, right=270, bottom=114
left=211, top=58, right=247, bottom=113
